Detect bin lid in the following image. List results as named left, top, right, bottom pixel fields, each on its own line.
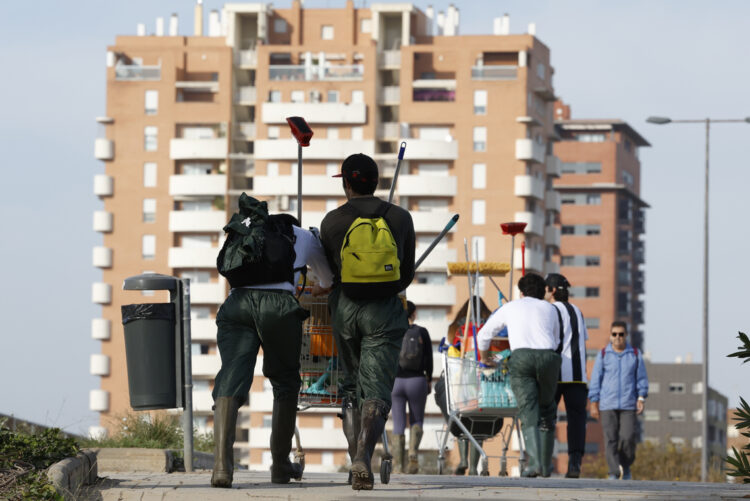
left=123, top=273, right=179, bottom=291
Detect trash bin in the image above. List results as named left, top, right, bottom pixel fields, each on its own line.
left=121, top=303, right=177, bottom=410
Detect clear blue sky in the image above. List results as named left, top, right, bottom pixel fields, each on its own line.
left=1, top=0, right=748, bottom=435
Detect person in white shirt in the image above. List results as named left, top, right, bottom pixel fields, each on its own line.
left=478, top=273, right=562, bottom=477
left=545, top=273, right=588, bottom=478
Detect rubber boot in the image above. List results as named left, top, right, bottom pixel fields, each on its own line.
left=521, top=426, right=541, bottom=478
left=270, top=396, right=303, bottom=484
left=468, top=439, right=484, bottom=475
left=454, top=438, right=468, bottom=475
left=406, top=424, right=423, bottom=474
left=211, top=396, right=240, bottom=488
left=392, top=434, right=405, bottom=473
left=342, top=399, right=361, bottom=485
left=540, top=428, right=555, bottom=478
left=351, top=399, right=388, bottom=491
left=565, top=451, right=582, bottom=478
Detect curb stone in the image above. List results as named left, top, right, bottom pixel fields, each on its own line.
left=46, top=449, right=97, bottom=501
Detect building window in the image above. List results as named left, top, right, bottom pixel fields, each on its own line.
left=586, top=194, right=601, bottom=205
left=617, top=291, right=631, bottom=315
left=327, top=90, right=339, bottom=103
left=144, top=126, right=158, bottom=151
left=693, top=409, right=703, bottom=422
left=586, top=256, right=600, bottom=266
left=143, top=163, right=157, bottom=187
left=585, top=317, right=600, bottom=329
left=473, top=127, right=487, bottom=152
left=650, top=382, right=660, bottom=393
left=472, top=200, right=486, bottom=225
left=267, top=162, right=279, bottom=177
left=327, top=127, right=339, bottom=140
left=145, top=90, right=158, bottom=115
left=473, top=90, right=487, bottom=115
left=644, top=410, right=660, bottom=421
left=269, top=90, right=281, bottom=103
left=692, top=382, right=703, bottom=394
left=321, top=25, right=334, bottom=40
left=560, top=193, right=601, bottom=205
left=669, top=383, right=686, bottom=394
left=143, top=199, right=156, bottom=223
left=472, top=164, right=486, bottom=189
left=183, top=162, right=211, bottom=175
left=351, top=127, right=363, bottom=140
left=471, top=236, right=486, bottom=260
left=536, top=62, right=546, bottom=80
left=586, top=287, right=600, bottom=297
left=360, top=18, right=372, bottom=33
left=668, top=410, right=686, bottom=422
left=326, top=162, right=338, bottom=177
left=561, top=255, right=600, bottom=267
left=274, top=18, right=287, bottom=33
left=576, top=133, right=606, bottom=142
left=267, top=126, right=280, bottom=139
left=290, top=90, right=305, bottom=103
left=561, top=162, right=601, bottom=174
left=622, top=170, right=634, bottom=186
left=142, top=235, right=156, bottom=259
left=351, top=90, right=364, bottom=103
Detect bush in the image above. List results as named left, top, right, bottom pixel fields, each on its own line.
left=631, top=440, right=725, bottom=482
left=726, top=332, right=750, bottom=483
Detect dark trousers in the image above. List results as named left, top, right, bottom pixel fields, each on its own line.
left=600, top=409, right=637, bottom=476
left=508, top=349, right=562, bottom=432
left=555, top=383, right=588, bottom=457
left=391, top=376, right=429, bottom=434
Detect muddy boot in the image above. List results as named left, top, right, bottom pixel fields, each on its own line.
left=270, top=396, right=303, bottom=484
left=341, top=399, right=361, bottom=485
left=454, top=438, right=468, bottom=475
left=468, top=439, right=484, bottom=475
left=351, top=399, right=388, bottom=491
left=566, top=452, right=582, bottom=478
left=540, top=428, right=555, bottom=478
left=521, top=426, right=541, bottom=478
left=211, top=396, right=241, bottom=488
left=392, top=434, right=405, bottom=473
left=406, top=424, right=423, bottom=474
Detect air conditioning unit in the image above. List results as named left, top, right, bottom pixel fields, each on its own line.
left=279, top=195, right=290, bottom=211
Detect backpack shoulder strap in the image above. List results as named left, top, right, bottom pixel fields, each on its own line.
left=375, top=201, right=391, bottom=218
left=601, top=347, right=606, bottom=358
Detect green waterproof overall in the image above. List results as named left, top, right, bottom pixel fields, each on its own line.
left=509, top=349, right=562, bottom=433
left=328, top=287, right=409, bottom=409
left=212, top=288, right=310, bottom=402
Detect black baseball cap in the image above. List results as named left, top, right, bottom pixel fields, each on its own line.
left=332, top=153, right=379, bottom=184
left=545, top=273, right=571, bottom=289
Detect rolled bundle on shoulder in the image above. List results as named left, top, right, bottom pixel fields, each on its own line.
left=447, top=262, right=510, bottom=276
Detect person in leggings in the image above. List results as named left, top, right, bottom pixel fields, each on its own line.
left=391, top=301, right=433, bottom=473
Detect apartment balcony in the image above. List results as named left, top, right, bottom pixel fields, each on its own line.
left=378, top=50, right=401, bottom=68
left=114, top=64, right=160, bottom=81
left=545, top=190, right=561, bottom=212
left=378, top=86, right=400, bottom=104
left=513, top=211, right=544, bottom=236
left=397, top=176, right=456, bottom=197
left=543, top=261, right=560, bottom=276
left=191, top=318, right=217, bottom=342
left=411, top=211, right=457, bottom=233
left=94, top=138, right=114, bottom=160
left=92, top=283, right=112, bottom=304
left=255, top=139, right=374, bottom=160
left=91, top=318, right=111, bottom=340
left=514, top=175, right=545, bottom=200
left=175, top=80, right=219, bottom=93
left=254, top=175, right=340, bottom=196
left=193, top=391, right=215, bottom=413
left=515, top=139, right=545, bottom=164
left=169, top=210, right=226, bottom=232
left=92, top=246, right=112, bottom=268
left=168, top=247, right=219, bottom=269
left=192, top=354, right=221, bottom=377
left=406, top=284, right=456, bottom=306
left=261, top=102, right=366, bottom=124
left=235, top=86, right=256, bottom=105
left=190, top=282, right=226, bottom=304
left=89, top=389, right=109, bottom=412
left=169, top=138, right=228, bottom=160
left=513, top=247, right=544, bottom=272
left=235, top=50, right=258, bottom=69
left=234, top=122, right=255, bottom=140
left=169, top=175, right=226, bottom=197
left=378, top=122, right=401, bottom=139
left=93, top=175, right=113, bottom=197
left=546, top=155, right=562, bottom=177
left=93, top=211, right=113, bottom=232
left=90, top=354, right=110, bottom=376
left=415, top=247, right=457, bottom=272
left=269, top=64, right=364, bottom=81
left=544, top=225, right=561, bottom=248
left=402, top=139, right=458, bottom=160
left=471, top=65, right=518, bottom=80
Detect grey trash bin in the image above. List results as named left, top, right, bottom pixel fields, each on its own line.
left=121, top=303, right=177, bottom=410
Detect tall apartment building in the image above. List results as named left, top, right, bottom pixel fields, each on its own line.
left=91, top=1, right=561, bottom=472
left=550, top=103, right=650, bottom=472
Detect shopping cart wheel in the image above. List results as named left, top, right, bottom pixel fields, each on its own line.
left=498, top=458, right=508, bottom=476
left=480, top=458, right=489, bottom=476
left=480, top=469, right=489, bottom=476
left=294, top=451, right=305, bottom=473
left=437, top=458, right=445, bottom=475
left=380, top=459, right=391, bottom=484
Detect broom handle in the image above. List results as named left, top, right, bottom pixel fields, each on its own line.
left=297, top=144, right=303, bottom=226
left=387, top=142, right=407, bottom=204
left=472, top=240, right=481, bottom=361
left=460, top=238, right=473, bottom=359
left=415, top=214, right=459, bottom=271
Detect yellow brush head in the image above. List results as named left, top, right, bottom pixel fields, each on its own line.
left=447, top=262, right=511, bottom=277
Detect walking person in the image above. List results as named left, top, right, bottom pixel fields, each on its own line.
left=211, top=194, right=333, bottom=488
left=477, top=273, right=562, bottom=478
left=545, top=273, right=589, bottom=478
left=391, top=301, right=433, bottom=474
left=588, top=321, right=649, bottom=480
left=320, top=153, right=416, bottom=490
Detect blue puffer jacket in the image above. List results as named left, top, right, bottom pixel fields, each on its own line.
left=588, top=343, right=648, bottom=411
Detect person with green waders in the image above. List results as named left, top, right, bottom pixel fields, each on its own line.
left=478, top=273, right=562, bottom=478
left=320, top=153, right=416, bottom=490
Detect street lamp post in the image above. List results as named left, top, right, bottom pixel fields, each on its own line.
left=645, top=115, right=750, bottom=482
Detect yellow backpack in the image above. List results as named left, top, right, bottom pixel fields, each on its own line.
left=340, top=202, right=400, bottom=296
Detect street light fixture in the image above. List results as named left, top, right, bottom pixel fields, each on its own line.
left=646, top=115, right=750, bottom=482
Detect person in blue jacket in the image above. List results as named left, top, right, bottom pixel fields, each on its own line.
left=588, top=321, right=648, bottom=480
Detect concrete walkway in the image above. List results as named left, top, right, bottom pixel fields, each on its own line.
left=83, top=471, right=749, bottom=500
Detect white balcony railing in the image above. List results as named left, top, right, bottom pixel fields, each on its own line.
left=397, top=175, right=457, bottom=196
left=544, top=225, right=561, bottom=248
left=170, top=138, right=228, bottom=160
left=513, top=247, right=544, bottom=272
left=94, top=138, right=113, bottom=160
left=513, top=211, right=544, bottom=236
left=168, top=247, right=219, bottom=269
left=92, top=283, right=112, bottom=304
left=93, top=211, right=113, bottom=232
left=169, top=175, right=226, bottom=197
left=235, top=86, right=256, bottom=104
left=253, top=175, right=340, bottom=196
left=192, top=354, right=222, bottom=377
left=378, top=51, right=401, bottom=68
left=378, top=86, right=400, bottom=104
left=515, top=139, right=545, bottom=164
left=546, top=155, right=561, bottom=177
left=235, top=50, right=258, bottom=68
left=92, top=318, right=111, bottom=340
left=402, top=139, right=458, bottom=160
left=415, top=247, right=457, bottom=272
left=471, top=65, right=517, bottom=80
left=411, top=211, right=456, bottom=233
left=191, top=318, right=217, bottom=342
left=89, top=389, right=110, bottom=412
left=261, top=102, right=366, bottom=124
left=406, top=284, right=456, bottom=306
left=255, top=139, right=374, bottom=160
left=90, top=354, right=110, bottom=376
left=514, top=175, right=545, bottom=200
left=269, top=64, right=364, bottom=81
left=190, top=282, right=226, bottom=304
left=545, top=190, right=561, bottom=212
left=92, top=247, right=112, bottom=268
left=114, top=64, right=160, bottom=81
left=169, top=210, right=226, bottom=232
left=94, top=175, right=113, bottom=197
left=378, top=122, right=400, bottom=139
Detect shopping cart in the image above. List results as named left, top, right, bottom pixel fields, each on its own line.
left=292, top=286, right=393, bottom=484
left=435, top=348, right=524, bottom=476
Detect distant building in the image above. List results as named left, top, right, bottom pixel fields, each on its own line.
left=726, top=407, right=745, bottom=459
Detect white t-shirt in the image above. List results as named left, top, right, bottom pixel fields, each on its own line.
left=477, top=296, right=559, bottom=351
left=553, top=301, right=588, bottom=383
left=242, top=226, right=334, bottom=293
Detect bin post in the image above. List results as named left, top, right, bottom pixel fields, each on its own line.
left=180, top=278, right=194, bottom=472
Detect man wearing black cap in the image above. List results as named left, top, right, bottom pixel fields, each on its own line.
left=320, top=153, right=416, bottom=490
left=545, top=273, right=589, bottom=478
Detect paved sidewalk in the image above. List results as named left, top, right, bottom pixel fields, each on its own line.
left=84, top=470, right=749, bottom=500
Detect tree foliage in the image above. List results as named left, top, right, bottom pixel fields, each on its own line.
left=726, top=331, right=750, bottom=483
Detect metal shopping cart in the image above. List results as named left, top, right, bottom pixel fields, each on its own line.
left=435, top=348, right=524, bottom=476
left=292, top=286, right=393, bottom=484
